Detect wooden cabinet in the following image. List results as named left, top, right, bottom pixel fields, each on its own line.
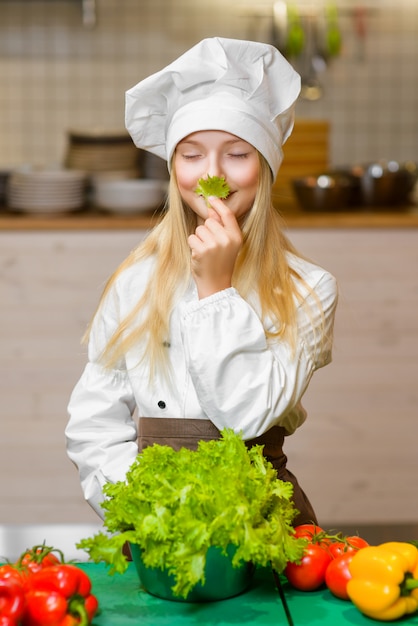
left=272, top=119, right=329, bottom=208
left=284, top=228, right=418, bottom=525
left=0, top=227, right=417, bottom=525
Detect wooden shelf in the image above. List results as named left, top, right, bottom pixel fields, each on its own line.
left=1, top=205, right=418, bottom=231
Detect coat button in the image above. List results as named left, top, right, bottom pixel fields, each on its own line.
left=158, top=400, right=166, bottom=409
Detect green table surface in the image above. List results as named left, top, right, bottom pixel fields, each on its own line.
left=78, top=562, right=383, bottom=626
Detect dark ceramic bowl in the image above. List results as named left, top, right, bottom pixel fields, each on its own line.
left=0, top=170, right=11, bottom=206
left=130, top=543, right=255, bottom=603
left=292, top=173, right=355, bottom=212
left=388, top=161, right=417, bottom=205
left=338, top=161, right=417, bottom=207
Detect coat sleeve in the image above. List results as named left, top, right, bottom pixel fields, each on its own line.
left=181, top=270, right=337, bottom=440
left=65, top=286, right=138, bottom=517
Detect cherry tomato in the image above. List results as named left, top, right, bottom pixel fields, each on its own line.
left=293, top=524, right=325, bottom=540
left=293, top=524, right=333, bottom=554
left=328, top=536, right=369, bottom=559
left=325, top=552, right=355, bottom=600
left=345, top=536, right=369, bottom=551
left=285, top=543, right=332, bottom=591
left=20, top=551, right=60, bottom=574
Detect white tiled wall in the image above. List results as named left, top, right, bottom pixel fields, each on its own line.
left=0, top=0, right=417, bottom=170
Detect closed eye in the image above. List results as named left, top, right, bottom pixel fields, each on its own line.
left=181, top=154, right=201, bottom=160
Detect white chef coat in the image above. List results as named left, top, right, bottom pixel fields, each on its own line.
left=66, top=252, right=337, bottom=516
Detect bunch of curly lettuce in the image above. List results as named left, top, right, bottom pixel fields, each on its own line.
left=78, top=429, right=306, bottom=598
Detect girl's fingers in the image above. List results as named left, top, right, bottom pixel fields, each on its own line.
left=207, top=197, right=241, bottom=233
left=207, top=196, right=229, bottom=219
left=188, top=197, right=243, bottom=265
left=206, top=204, right=222, bottom=223
left=188, top=232, right=207, bottom=253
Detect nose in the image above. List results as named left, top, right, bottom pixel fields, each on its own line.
left=206, top=151, right=223, bottom=178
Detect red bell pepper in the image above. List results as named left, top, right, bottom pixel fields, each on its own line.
left=0, top=617, right=20, bottom=626
left=0, top=578, right=25, bottom=625
left=23, top=564, right=98, bottom=626
left=0, top=564, right=28, bottom=588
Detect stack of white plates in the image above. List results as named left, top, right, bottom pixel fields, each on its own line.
left=7, top=168, right=88, bottom=214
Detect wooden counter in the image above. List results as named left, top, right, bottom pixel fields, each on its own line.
left=1, top=204, right=418, bottom=230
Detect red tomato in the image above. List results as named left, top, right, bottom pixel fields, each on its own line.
left=328, top=542, right=345, bottom=558
left=294, top=524, right=332, bottom=554
left=285, top=543, right=332, bottom=591
left=293, top=524, right=325, bottom=540
left=325, top=552, right=355, bottom=600
left=328, top=536, right=369, bottom=559
left=18, top=549, right=61, bottom=575
left=345, top=536, right=369, bottom=551
left=20, top=548, right=60, bottom=572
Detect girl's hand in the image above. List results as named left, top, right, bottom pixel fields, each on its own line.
left=187, top=197, right=243, bottom=299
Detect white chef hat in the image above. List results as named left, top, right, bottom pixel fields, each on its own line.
left=125, top=37, right=301, bottom=179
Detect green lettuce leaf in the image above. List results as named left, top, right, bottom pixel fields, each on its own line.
left=78, top=429, right=306, bottom=598
left=194, top=175, right=230, bottom=206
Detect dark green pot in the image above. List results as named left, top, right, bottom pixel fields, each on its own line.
left=130, top=543, right=255, bottom=603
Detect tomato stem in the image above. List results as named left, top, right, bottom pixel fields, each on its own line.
left=302, top=529, right=363, bottom=551
left=17, top=543, right=65, bottom=566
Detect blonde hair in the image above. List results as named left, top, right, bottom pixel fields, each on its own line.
left=85, top=154, right=310, bottom=376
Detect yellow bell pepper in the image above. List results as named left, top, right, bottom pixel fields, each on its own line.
left=347, top=542, right=418, bottom=621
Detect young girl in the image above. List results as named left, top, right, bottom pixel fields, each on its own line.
left=66, top=37, right=338, bottom=525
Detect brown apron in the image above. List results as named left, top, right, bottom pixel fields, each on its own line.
left=138, top=417, right=317, bottom=527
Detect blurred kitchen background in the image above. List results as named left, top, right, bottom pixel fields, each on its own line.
left=1, top=0, right=418, bottom=543
left=0, top=0, right=417, bottom=169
